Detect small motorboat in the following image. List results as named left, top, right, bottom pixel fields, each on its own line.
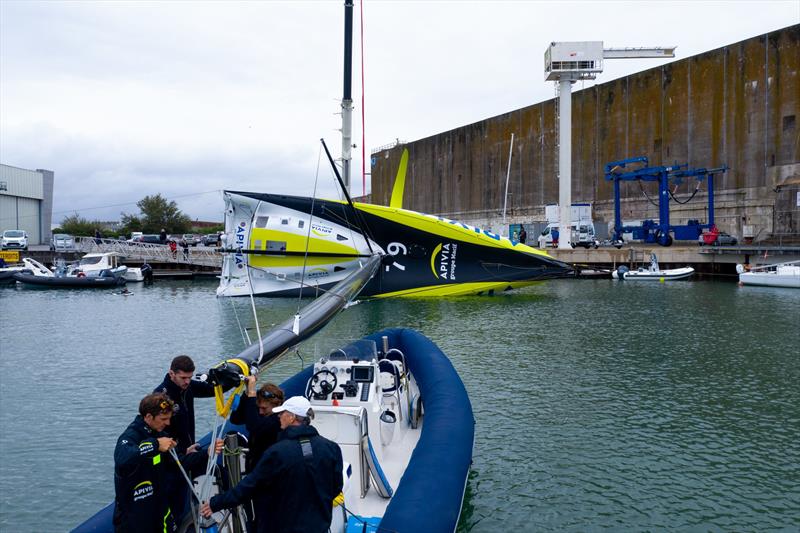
left=612, top=253, right=694, bottom=281
left=737, top=261, right=800, bottom=288
left=0, top=258, right=35, bottom=283
left=13, top=271, right=126, bottom=288
left=13, top=256, right=126, bottom=288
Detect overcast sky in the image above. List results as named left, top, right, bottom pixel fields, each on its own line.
left=1, top=0, right=797, bottom=225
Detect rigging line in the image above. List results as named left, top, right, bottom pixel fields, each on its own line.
left=298, top=145, right=324, bottom=313
left=360, top=0, right=367, bottom=197
left=50, top=189, right=222, bottom=216
left=226, top=249, right=373, bottom=258
left=320, top=138, right=375, bottom=254
left=228, top=296, right=251, bottom=347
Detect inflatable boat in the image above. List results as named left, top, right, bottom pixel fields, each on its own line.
left=13, top=271, right=126, bottom=288
left=612, top=253, right=694, bottom=281
left=72, top=327, right=473, bottom=533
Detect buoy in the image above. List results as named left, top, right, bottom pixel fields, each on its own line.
left=659, top=277, right=665, bottom=283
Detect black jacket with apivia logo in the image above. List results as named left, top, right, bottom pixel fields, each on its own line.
left=112, top=415, right=205, bottom=533
left=209, top=424, right=344, bottom=533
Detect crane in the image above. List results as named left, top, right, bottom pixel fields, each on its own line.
left=544, top=42, right=676, bottom=249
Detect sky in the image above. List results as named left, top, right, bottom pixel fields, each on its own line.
left=1, top=0, right=798, bottom=225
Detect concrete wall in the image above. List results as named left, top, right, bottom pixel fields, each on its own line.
left=370, top=25, right=800, bottom=241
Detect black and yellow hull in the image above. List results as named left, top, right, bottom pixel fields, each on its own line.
left=217, top=191, right=572, bottom=298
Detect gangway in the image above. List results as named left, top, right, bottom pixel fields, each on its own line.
left=75, top=237, right=222, bottom=268
left=604, top=157, right=728, bottom=247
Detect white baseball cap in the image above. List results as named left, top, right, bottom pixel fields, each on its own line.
left=272, top=396, right=311, bottom=418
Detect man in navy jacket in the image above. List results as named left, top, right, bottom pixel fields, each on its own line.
left=200, top=396, right=344, bottom=533
left=113, top=393, right=212, bottom=533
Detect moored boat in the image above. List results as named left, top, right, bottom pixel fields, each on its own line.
left=737, top=261, right=800, bottom=288
left=612, top=253, right=694, bottom=281
left=13, top=271, right=126, bottom=288
left=67, top=252, right=150, bottom=281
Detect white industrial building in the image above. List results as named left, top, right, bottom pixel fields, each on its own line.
left=0, top=164, right=54, bottom=245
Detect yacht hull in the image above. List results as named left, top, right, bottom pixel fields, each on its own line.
left=218, top=191, right=572, bottom=297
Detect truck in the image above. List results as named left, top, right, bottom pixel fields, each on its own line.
left=538, top=222, right=598, bottom=249
left=540, top=203, right=596, bottom=248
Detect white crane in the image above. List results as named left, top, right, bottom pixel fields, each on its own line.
left=544, top=42, right=676, bottom=249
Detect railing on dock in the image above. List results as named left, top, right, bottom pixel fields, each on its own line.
left=75, top=237, right=222, bottom=267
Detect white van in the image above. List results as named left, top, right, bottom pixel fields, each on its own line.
left=538, top=223, right=597, bottom=249
left=1, top=229, right=28, bottom=250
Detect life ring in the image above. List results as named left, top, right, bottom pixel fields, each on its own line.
left=77, top=271, right=86, bottom=278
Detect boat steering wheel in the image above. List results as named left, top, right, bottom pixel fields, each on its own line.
left=307, top=369, right=338, bottom=400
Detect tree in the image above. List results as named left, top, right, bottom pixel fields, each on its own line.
left=120, top=194, right=191, bottom=234
left=59, top=213, right=102, bottom=237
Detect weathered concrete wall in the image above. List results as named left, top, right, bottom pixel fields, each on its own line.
left=371, top=25, right=800, bottom=241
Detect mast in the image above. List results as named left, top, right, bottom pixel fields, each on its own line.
left=341, top=0, right=354, bottom=193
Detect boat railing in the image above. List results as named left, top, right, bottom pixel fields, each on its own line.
left=74, top=237, right=222, bottom=267
left=748, top=259, right=800, bottom=272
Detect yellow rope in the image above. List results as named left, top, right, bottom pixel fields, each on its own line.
left=212, top=359, right=250, bottom=417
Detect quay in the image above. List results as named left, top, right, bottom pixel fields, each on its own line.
left=551, top=243, right=800, bottom=278
left=12, top=237, right=800, bottom=282
left=17, top=237, right=221, bottom=279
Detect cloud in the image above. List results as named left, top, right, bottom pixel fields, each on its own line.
left=1, top=0, right=797, bottom=222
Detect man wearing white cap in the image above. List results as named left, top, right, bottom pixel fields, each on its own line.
left=200, top=396, right=343, bottom=533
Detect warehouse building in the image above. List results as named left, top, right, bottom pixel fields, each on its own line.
left=370, top=24, right=799, bottom=244
left=0, top=164, right=55, bottom=245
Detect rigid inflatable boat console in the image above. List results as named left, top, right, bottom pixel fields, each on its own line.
left=303, top=338, right=422, bottom=508
left=305, top=340, right=411, bottom=408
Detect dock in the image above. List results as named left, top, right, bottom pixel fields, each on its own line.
left=549, top=243, right=800, bottom=278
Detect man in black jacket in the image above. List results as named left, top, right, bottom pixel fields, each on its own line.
left=200, top=396, right=344, bottom=533
left=154, top=355, right=221, bottom=525
left=113, top=393, right=211, bottom=533
left=154, top=355, right=215, bottom=455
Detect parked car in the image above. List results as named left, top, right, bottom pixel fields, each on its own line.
left=698, top=230, right=738, bottom=246
left=1, top=229, right=28, bottom=250
left=182, top=234, right=200, bottom=246
left=202, top=233, right=220, bottom=246
left=128, top=234, right=163, bottom=245
left=50, top=233, right=76, bottom=251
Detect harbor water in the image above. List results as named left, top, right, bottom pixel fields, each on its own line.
left=1, top=279, right=798, bottom=531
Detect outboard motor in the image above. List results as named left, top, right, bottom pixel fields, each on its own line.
left=613, top=265, right=629, bottom=280
left=141, top=263, right=154, bottom=282
left=379, top=410, right=397, bottom=446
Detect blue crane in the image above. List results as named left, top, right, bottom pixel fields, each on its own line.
left=604, top=157, right=727, bottom=246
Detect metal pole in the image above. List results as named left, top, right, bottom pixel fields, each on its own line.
left=558, top=80, right=572, bottom=249
left=502, top=133, right=515, bottom=236
left=223, top=432, right=246, bottom=533
left=341, top=0, right=354, bottom=193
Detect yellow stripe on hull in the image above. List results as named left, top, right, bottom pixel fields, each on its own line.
left=248, top=229, right=358, bottom=268
left=347, top=200, right=553, bottom=258
left=371, top=280, right=541, bottom=298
